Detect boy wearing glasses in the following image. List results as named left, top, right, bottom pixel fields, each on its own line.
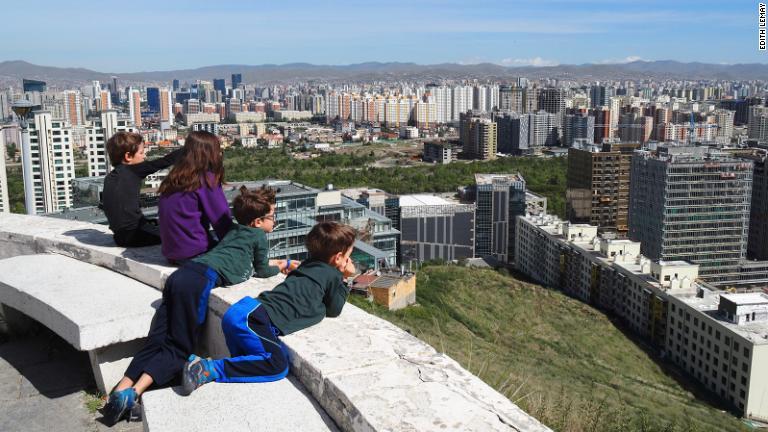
left=103, top=185, right=297, bottom=425
left=179, top=220, right=357, bottom=395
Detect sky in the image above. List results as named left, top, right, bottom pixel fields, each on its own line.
left=0, top=0, right=765, bottom=72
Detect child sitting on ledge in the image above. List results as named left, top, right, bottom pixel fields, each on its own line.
left=102, top=132, right=182, bottom=247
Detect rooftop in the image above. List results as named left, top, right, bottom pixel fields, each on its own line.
left=399, top=194, right=454, bottom=207
left=720, top=292, right=768, bottom=306
left=474, top=173, right=524, bottom=185
left=674, top=290, right=768, bottom=345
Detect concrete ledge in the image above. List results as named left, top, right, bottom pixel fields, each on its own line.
left=0, top=214, right=174, bottom=289
left=142, top=377, right=339, bottom=432
left=0, top=213, right=551, bottom=431
left=0, top=253, right=162, bottom=392
left=0, top=254, right=160, bottom=351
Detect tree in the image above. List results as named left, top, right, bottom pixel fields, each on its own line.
left=6, top=143, right=17, bottom=159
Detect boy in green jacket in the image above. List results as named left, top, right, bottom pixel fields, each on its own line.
left=180, top=220, right=357, bottom=394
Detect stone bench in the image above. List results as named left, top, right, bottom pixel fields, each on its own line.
left=0, top=253, right=160, bottom=393
left=0, top=214, right=551, bottom=431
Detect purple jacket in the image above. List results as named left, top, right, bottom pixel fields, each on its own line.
left=159, top=174, right=232, bottom=261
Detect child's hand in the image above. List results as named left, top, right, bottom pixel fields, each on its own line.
left=341, top=258, right=356, bottom=278
left=273, top=259, right=300, bottom=274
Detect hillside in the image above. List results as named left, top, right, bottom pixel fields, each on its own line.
left=348, top=266, right=749, bottom=432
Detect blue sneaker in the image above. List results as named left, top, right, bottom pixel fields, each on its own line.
left=102, top=387, right=137, bottom=426
left=181, top=354, right=219, bottom=396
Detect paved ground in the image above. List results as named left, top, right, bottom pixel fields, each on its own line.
left=0, top=328, right=142, bottom=432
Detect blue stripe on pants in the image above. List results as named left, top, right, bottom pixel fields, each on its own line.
left=214, top=296, right=289, bottom=383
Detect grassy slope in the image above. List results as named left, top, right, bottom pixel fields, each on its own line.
left=348, top=266, right=748, bottom=432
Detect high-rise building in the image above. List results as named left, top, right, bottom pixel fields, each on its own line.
left=98, top=90, right=112, bottom=111
left=589, top=84, right=615, bottom=108
left=413, top=100, right=436, bottom=129
left=24, top=111, right=76, bottom=213
left=567, top=142, right=639, bottom=234
left=608, top=96, right=622, bottom=138
left=527, top=111, right=560, bottom=147
left=629, top=146, right=755, bottom=284
left=111, top=76, right=119, bottom=103
left=398, top=195, right=475, bottom=263
left=618, top=111, right=653, bottom=143
left=428, top=85, right=452, bottom=124
left=22, top=79, right=46, bottom=93
left=172, top=79, right=180, bottom=92
left=231, top=73, right=242, bottom=89
left=62, top=90, right=84, bottom=126
left=495, top=112, right=529, bottom=155
left=86, top=110, right=135, bottom=176
left=746, top=150, right=768, bottom=260
left=498, top=85, right=515, bottom=112
left=213, top=78, right=226, bottom=95
left=460, top=112, right=497, bottom=160
left=721, top=97, right=764, bottom=126
left=452, top=85, right=473, bottom=121
left=159, top=88, right=173, bottom=126
left=522, top=87, right=538, bottom=113
left=563, top=112, right=595, bottom=146
left=0, top=90, right=11, bottom=120
left=538, top=88, right=566, bottom=116
left=146, top=87, right=160, bottom=113
left=128, top=88, right=141, bottom=127
left=748, top=106, right=768, bottom=143
left=713, top=109, right=735, bottom=141
left=473, top=173, right=527, bottom=263
left=0, top=135, right=8, bottom=213
left=591, top=107, right=611, bottom=143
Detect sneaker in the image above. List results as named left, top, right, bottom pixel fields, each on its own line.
left=181, top=354, right=218, bottom=396
left=102, top=388, right=137, bottom=426
left=127, top=401, right=142, bottom=423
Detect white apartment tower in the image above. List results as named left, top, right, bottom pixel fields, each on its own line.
left=0, top=134, right=8, bottom=213
left=86, top=110, right=135, bottom=177
left=128, top=88, right=142, bottom=127
left=25, top=111, right=76, bottom=213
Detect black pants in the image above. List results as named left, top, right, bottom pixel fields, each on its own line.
left=113, top=219, right=161, bottom=248
left=124, top=262, right=220, bottom=386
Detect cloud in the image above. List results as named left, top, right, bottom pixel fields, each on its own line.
left=596, top=56, right=646, bottom=64
left=498, top=57, right=559, bottom=67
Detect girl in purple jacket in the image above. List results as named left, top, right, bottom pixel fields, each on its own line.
left=158, top=131, right=232, bottom=263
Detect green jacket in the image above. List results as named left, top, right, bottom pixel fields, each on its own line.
left=258, top=260, right=349, bottom=335
left=193, top=223, right=279, bottom=285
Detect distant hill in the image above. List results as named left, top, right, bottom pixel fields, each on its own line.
left=349, top=265, right=749, bottom=432
left=1, top=60, right=767, bottom=86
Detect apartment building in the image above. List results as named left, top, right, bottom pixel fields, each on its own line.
left=566, top=142, right=639, bottom=235
left=666, top=290, right=768, bottom=419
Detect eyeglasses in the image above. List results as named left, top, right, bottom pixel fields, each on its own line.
left=261, top=214, right=276, bottom=222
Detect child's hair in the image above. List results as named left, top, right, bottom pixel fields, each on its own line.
left=232, top=185, right=276, bottom=225
left=159, top=131, right=224, bottom=195
left=306, top=222, right=356, bottom=263
left=106, top=131, right=143, bottom=166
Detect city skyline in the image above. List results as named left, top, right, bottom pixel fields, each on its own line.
left=0, top=0, right=763, bottom=72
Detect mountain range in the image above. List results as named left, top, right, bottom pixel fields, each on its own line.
left=0, top=60, right=766, bottom=86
